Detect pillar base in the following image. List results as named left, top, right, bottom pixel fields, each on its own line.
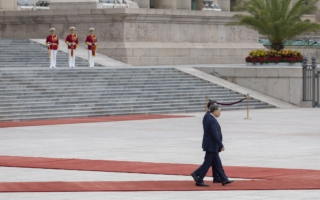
left=50, top=0, right=99, bottom=10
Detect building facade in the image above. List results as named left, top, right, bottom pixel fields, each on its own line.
left=0, top=0, right=233, bottom=11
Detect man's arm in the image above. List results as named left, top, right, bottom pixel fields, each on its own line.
left=85, top=36, right=91, bottom=46
left=45, top=36, right=50, bottom=47
left=209, top=121, right=224, bottom=150
left=65, top=35, right=70, bottom=46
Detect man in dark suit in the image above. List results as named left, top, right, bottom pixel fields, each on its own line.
left=191, top=105, right=234, bottom=186
left=191, top=100, right=221, bottom=183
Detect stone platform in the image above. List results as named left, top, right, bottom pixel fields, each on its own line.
left=0, top=8, right=264, bottom=65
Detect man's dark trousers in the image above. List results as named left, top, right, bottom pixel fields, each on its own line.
left=211, top=153, right=227, bottom=182
left=195, top=151, right=227, bottom=184
left=193, top=111, right=221, bottom=182
left=193, top=154, right=221, bottom=182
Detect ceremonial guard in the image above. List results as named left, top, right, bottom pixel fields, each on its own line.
left=85, top=27, right=98, bottom=68
left=46, top=28, right=59, bottom=68
left=65, top=27, right=78, bottom=68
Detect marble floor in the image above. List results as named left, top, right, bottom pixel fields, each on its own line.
left=0, top=108, right=319, bottom=199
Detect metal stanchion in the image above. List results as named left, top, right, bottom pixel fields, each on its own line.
left=205, top=96, right=209, bottom=111
left=244, top=94, right=251, bottom=120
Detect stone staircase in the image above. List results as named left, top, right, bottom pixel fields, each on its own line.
left=0, top=39, right=100, bottom=68
left=0, top=39, right=274, bottom=121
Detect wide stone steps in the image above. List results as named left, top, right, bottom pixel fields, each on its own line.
left=0, top=38, right=274, bottom=121
left=0, top=39, right=101, bottom=68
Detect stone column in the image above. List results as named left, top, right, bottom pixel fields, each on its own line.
left=154, top=0, right=177, bottom=9
left=195, top=0, right=203, bottom=10
left=176, top=0, right=191, bottom=10
left=134, top=0, right=150, bottom=8
left=0, top=0, right=18, bottom=11
left=218, top=0, right=230, bottom=11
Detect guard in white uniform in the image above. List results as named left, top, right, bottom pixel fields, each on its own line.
left=65, top=27, right=78, bottom=68
left=85, top=27, right=98, bottom=68
left=45, top=28, right=59, bottom=68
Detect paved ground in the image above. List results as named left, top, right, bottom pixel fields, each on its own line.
left=0, top=108, right=319, bottom=199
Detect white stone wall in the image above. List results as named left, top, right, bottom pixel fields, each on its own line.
left=196, top=66, right=304, bottom=106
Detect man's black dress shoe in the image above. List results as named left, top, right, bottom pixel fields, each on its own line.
left=195, top=182, right=209, bottom=187
left=213, top=180, right=222, bottom=183
left=191, top=173, right=198, bottom=182
left=222, top=180, right=234, bottom=186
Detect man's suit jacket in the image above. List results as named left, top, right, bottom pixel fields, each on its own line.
left=202, top=114, right=224, bottom=153
left=202, top=111, right=210, bottom=126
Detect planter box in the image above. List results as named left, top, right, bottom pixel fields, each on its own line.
left=246, top=62, right=302, bottom=67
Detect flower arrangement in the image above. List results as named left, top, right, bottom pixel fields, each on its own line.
left=246, top=49, right=303, bottom=64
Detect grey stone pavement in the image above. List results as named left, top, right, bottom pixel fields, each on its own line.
left=0, top=108, right=320, bottom=199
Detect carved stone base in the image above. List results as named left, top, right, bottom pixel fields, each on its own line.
left=97, top=42, right=263, bottom=66
left=202, top=8, right=221, bottom=11
left=0, top=8, right=264, bottom=65
left=246, top=62, right=302, bottom=67
left=301, top=101, right=313, bottom=108
left=50, top=1, right=99, bottom=10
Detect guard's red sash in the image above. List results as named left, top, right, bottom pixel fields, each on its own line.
left=92, top=44, right=96, bottom=57
left=91, top=35, right=97, bottom=57
left=71, top=35, right=77, bottom=57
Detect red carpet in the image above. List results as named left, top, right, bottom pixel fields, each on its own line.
left=0, top=156, right=319, bottom=192
left=0, top=180, right=319, bottom=192
left=0, top=114, right=190, bottom=128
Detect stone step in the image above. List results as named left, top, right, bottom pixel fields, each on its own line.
left=0, top=103, right=272, bottom=120
left=0, top=95, right=247, bottom=106
left=0, top=87, right=221, bottom=92
left=0, top=70, right=185, bottom=75
left=0, top=91, right=239, bottom=99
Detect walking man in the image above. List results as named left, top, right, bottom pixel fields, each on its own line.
left=85, top=27, right=98, bottom=68
left=46, top=28, right=59, bottom=68
left=65, top=27, right=78, bottom=68
left=192, top=100, right=221, bottom=183
left=191, top=105, right=234, bottom=186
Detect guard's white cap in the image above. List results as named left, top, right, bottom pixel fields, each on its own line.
left=69, top=27, right=76, bottom=30
left=50, top=28, right=55, bottom=31
left=89, top=27, right=94, bottom=31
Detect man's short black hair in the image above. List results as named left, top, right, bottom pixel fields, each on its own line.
left=207, top=100, right=217, bottom=109
left=209, top=104, right=220, bottom=113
